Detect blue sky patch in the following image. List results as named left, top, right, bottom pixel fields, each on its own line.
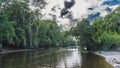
left=102, top=0, right=120, bottom=6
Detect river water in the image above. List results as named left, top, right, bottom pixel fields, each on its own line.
left=0, top=48, right=113, bottom=68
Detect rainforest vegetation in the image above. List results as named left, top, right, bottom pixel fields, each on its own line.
left=0, top=0, right=120, bottom=51
left=0, top=0, right=76, bottom=51
left=72, top=7, right=120, bottom=51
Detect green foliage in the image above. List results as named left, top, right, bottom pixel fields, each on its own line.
left=0, top=16, right=16, bottom=45
left=100, top=32, right=120, bottom=50
left=38, top=20, right=64, bottom=48
left=0, top=0, right=69, bottom=49
left=2, top=0, right=120, bottom=51
left=14, top=28, right=26, bottom=47
left=72, top=6, right=120, bottom=51
left=63, top=36, right=76, bottom=47
left=72, top=19, right=96, bottom=50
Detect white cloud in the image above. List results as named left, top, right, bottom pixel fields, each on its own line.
left=35, top=0, right=119, bottom=30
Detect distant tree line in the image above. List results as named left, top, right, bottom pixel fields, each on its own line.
left=0, top=0, right=76, bottom=51
left=71, top=7, right=120, bottom=51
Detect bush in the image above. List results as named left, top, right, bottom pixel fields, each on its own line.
left=100, top=32, right=120, bottom=50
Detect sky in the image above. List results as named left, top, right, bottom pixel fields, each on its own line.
left=30, top=0, right=120, bottom=30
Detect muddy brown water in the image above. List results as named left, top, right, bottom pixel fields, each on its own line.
left=0, top=48, right=113, bottom=68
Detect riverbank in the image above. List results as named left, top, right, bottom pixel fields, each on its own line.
left=0, top=48, right=50, bottom=54
left=0, top=47, right=67, bottom=54
left=0, top=49, right=35, bottom=54
left=96, top=51, right=120, bottom=68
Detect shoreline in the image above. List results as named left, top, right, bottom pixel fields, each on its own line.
left=96, top=51, right=120, bottom=68
left=0, top=49, right=35, bottom=54
left=0, top=47, right=62, bottom=54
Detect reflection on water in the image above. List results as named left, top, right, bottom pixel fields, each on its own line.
left=81, top=53, right=113, bottom=68
left=0, top=48, right=113, bottom=68
left=56, top=49, right=81, bottom=68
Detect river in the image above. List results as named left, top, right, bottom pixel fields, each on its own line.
left=0, top=48, right=113, bottom=68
